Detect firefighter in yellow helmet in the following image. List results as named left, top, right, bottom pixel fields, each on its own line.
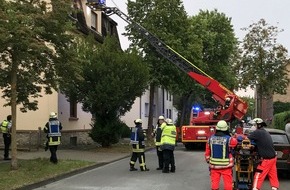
left=44, top=112, right=62, bottom=164
left=153, top=115, right=166, bottom=170
left=205, top=120, right=237, bottom=190
left=160, top=118, right=176, bottom=173
left=129, top=119, right=149, bottom=171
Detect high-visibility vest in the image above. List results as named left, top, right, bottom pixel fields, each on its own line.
left=209, top=135, right=231, bottom=166
left=160, top=124, right=176, bottom=146
left=46, top=120, right=61, bottom=145
left=1, top=120, right=10, bottom=133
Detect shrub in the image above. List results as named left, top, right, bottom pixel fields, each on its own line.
left=272, top=111, right=290, bottom=130
left=273, top=101, right=290, bottom=114
left=119, top=121, right=131, bottom=138
left=89, top=119, right=123, bottom=147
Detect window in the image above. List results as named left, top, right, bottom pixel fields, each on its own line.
left=70, top=99, right=78, bottom=119
left=91, top=12, right=98, bottom=31
left=145, top=103, right=149, bottom=117
left=169, top=109, right=172, bottom=119
left=270, top=134, right=289, bottom=144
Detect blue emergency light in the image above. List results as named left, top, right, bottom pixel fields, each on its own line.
left=98, top=0, right=106, bottom=5
left=192, top=106, right=201, bottom=111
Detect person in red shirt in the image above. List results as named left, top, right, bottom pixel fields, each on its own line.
left=205, top=120, right=238, bottom=190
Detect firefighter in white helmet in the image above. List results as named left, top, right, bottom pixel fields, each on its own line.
left=129, top=119, right=149, bottom=171
left=44, top=112, right=62, bottom=164
left=248, top=118, right=279, bottom=190
left=224, top=97, right=231, bottom=109
left=153, top=115, right=166, bottom=170
left=205, top=120, right=237, bottom=190
left=160, top=118, right=176, bottom=173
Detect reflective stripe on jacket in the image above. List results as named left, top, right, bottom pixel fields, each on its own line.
left=48, top=136, right=61, bottom=146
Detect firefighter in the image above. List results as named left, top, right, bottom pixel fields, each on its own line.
left=1, top=115, right=12, bottom=160
left=160, top=118, right=176, bottom=173
left=223, top=97, right=231, bottom=109
left=248, top=118, right=279, bottom=190
left=44, top=112, right=62, bottom=164
left=129, top=119, right=149, bottom=171
left=205, top=120, right=237, bottom=190
left=153, top=115, right=166, bottom=170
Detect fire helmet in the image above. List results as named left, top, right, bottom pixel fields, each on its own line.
left=166, top=118, right=173, bottom=125
left=49, top=112, right=57, bottom=119
left=158, top=116, right=165, bottom=120
left=216, top=120, right=229, bottom=131
left=134, top=119, right=142, bottom=124
left=253, top=118, right=267, bottom=127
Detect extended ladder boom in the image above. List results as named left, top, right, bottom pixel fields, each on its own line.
left=86, top=1, right=248, bottom=120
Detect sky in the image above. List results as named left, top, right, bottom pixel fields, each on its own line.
left=105, top=0, right=290, bottom=96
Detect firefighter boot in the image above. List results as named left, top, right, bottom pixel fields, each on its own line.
left=129, top=163, right=138, bottom=171
left=140, top=166, right=150, bottom=171
left=162, top=167, right=169, bottom=173
left=130, top=167, right=138, bottom=171
left=170, top=166, right=176, bottom=173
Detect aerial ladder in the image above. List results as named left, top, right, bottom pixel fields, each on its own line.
left=86, top=0, right=248, bottom=147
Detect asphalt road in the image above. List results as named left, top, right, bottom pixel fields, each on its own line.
left=34, top=144, right=289, bottom=190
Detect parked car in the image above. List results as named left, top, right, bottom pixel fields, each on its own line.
left=265, top=128, right=290, bottom=172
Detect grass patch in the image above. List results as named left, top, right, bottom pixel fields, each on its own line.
left=0, top=158, right=95, bottom=190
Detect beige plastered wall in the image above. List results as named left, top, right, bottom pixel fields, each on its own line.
left=57, top=93, right=93, bottom=131
left=0, top=91, right=58, bottom=130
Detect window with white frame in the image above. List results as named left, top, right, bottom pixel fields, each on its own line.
left=145, top=103, right=149, bottom=117
left=91, top=11, right=97, bottom=31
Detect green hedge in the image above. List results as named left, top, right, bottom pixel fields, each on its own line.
left=272, top=111, right=290, bottom=130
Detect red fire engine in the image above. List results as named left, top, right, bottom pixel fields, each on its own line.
left=86, top=1, right=248, bottom=150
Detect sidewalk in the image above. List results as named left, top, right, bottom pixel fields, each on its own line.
left=19, top=149, right=130, bottom=163
left=0, top=149, right=130, bottom=164
left=0, top=148, right=130, bottom=163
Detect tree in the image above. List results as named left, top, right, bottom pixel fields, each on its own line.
left=234, top=19, right=290, bottom=117
left=62, top=36, right=149, bottom=147
left=173, top=10, right=239, bottom=125
left=189, top=10, right=238, bottom=89
left=126, top=0, right=198, bottom=129
left=0, top=0, right=75, bottom=169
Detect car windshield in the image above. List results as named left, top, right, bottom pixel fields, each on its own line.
left=270, top=134, right=289, bottom=144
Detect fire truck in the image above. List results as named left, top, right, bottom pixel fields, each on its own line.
left=86, top=1, right=248, bottom=149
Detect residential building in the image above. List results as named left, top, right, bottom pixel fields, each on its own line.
left=261, top=63, right=290, bottom=121
left=273, top=64, right=290, bottom=103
